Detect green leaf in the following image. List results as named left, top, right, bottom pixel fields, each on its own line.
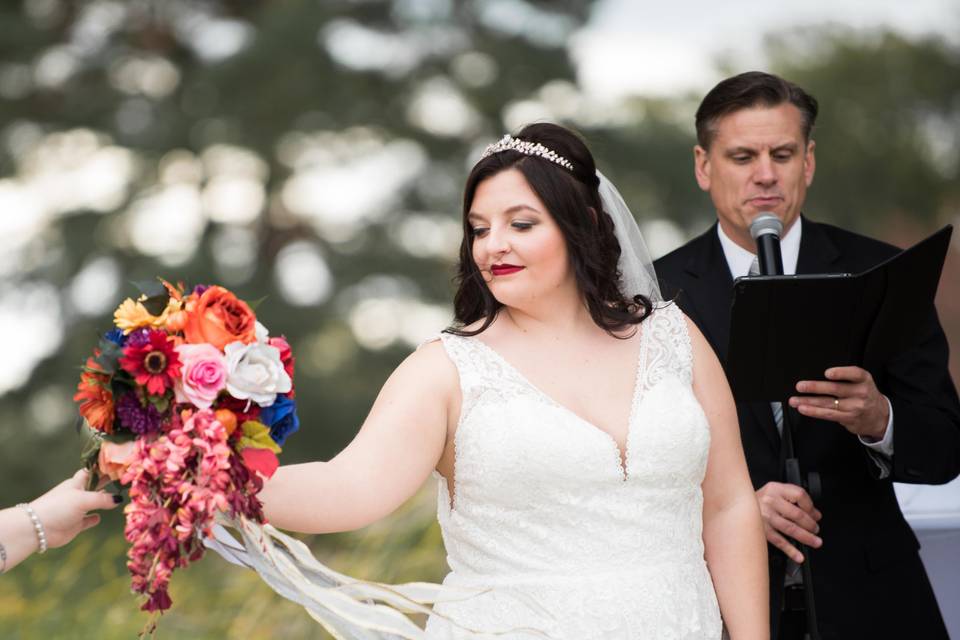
left=92, top=338, right=124, bottom=375
left=246, top=295, right=268, bottom=312
left=129, top=279, right=170, bottom=316
left=85, top=466, right=101, bottom=491
left=103, top=431, right=137, bottom=444
left=131, top=279, right=166, bottom=299
left=147, top=393, right=170, bottom=414
left=140, top=294, right=170, bottom=317
left=237, top=420, right=282, bottom=454
left=78, top=420, right=103, bottom=465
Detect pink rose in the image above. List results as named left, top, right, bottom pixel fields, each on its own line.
left=174, top=343, right=227, bottom=409
left=98, top=440, right=138, bottom=482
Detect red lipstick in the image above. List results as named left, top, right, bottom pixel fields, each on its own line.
left=491, top=264, right=524, bottom=276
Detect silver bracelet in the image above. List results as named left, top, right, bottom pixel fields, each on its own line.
left=0, top=540, right=7, bottom=573
left=17, top=503, right=47, bottom=554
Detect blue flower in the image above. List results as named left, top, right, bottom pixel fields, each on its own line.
left=260, top=396, right=299, bottom=446
left=104, top=328, right=126, bottom=346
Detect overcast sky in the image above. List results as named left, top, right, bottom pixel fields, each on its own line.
left=572, top=0, right=960, bottom=100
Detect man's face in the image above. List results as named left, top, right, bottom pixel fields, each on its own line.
left=694, top=103, right=816, bottom=251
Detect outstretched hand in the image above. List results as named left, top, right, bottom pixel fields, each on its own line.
left=756, top=481, right=822, bottom=564
left=30, top=469, right=121, bottom=549
left=789, top=366, right=890, bottom=441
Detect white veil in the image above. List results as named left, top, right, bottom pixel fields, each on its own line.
left=597, top=171, right=662, bottom=303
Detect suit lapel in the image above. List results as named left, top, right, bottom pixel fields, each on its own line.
left=679, top=226, right=735, bottom=361
left=796, top=216, right=842, bottom=275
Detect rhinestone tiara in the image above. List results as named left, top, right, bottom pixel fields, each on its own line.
left=479, top=134, right=574, bottom=171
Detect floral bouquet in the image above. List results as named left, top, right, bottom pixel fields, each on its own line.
left=73, top=280, right=298, bottom=620
left=72, top=282, right=512, bottom=640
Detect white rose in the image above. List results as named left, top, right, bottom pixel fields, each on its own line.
left=224, top=341, right=292, bottom=406
left=255, top=320, right=270, bottom=343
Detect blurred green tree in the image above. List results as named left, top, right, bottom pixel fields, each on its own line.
left=1, top=2, right=958, bottom=635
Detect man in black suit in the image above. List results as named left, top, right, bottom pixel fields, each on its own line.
left=654, top=71, right=960, bottom=640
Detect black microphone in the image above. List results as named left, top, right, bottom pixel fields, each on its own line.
left=749, top=213, right=784, bottom=276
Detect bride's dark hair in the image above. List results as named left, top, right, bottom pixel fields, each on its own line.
left=448, top=122, right=653, bottom=337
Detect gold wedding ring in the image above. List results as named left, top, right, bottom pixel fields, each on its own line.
left=833, top=398, right=840, bottom=410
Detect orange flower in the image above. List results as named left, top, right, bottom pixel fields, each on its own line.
left=97, top=440, right=137, bottom=482
left=74, top=357, right=114, bottom=433
left=215, top=409, right=237, bottom=437
left=165, top=307, right=189, bottom=332
left=182, top=286, right=257, bottom=350
left=158, top=297, right=185, bottom=331
left=159, top=278, right=185, bottom=301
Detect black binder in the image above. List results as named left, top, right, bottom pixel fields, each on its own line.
left=727, top=225, right=953, bottom=403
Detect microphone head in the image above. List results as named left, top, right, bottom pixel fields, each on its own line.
left=749, top=213, right=783, bottom=240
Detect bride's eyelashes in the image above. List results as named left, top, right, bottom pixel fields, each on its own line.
left=470, top=221, right=536, bottom=238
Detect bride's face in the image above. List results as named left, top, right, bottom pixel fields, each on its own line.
left=467, top=168, right=573, bottom=307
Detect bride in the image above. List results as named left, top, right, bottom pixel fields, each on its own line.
left=257, top=123, right=768, bottom=639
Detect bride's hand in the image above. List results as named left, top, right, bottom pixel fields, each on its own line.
left=756, top=481, right=822, bottom=564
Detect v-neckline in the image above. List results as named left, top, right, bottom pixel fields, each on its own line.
left=468, top=326, right=649, bottom=481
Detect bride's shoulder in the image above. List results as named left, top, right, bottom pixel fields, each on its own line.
left=405, top=336, right=455, bottom=371
left=643, top=302, right=709, bottom=356
left=646, top=300, right=694, bottom=329
left=381, top=340, right=460, bottom=405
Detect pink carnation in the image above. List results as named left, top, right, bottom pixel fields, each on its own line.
left=174, top=343, right=227, bottom=409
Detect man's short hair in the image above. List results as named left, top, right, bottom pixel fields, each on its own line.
left=695, top=71, right=819, bottom=149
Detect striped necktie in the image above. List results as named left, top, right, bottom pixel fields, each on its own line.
left=749, top=257, right=785, bottom=436
left=750, top=257, right=801, bottom=582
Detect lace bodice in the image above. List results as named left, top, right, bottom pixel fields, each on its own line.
left=425, top=304, right=721, bottom=639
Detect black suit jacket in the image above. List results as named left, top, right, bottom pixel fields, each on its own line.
left=654, top=218, right=960, bottom=640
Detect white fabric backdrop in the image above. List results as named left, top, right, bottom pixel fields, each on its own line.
left=896, top=477, right=960, bottom=637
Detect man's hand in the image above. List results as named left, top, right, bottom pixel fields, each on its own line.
left=789, top=366, right=890, bottom=441
left=756, top=481, right=822, bottom=563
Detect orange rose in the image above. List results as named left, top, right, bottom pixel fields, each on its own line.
left=182, top=286, right=257, bottom=350
left=98, top=440, right=137, bottom=483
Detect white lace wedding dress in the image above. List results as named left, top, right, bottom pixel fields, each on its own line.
left=424, top=304, right=722, bottom=639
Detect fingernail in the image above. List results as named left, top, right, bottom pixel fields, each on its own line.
left=112, top=494, right=123, bottom=504
left=814, top=525, right=820, bottom=534
left=813, top=537, right=822, bottom=547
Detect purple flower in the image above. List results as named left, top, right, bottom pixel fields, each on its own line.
left=125, top=328, right=153, bottom=349
left=192, top=284, right=210, bottom=296
left=116, top=392, right=165, bottom=435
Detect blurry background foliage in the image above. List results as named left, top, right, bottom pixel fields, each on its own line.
left=0, top=0, right=958, bottom=637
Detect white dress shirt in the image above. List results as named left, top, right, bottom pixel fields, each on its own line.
left=716, top=219, right=895, bottom=460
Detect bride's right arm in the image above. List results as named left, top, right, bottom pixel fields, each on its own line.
left=257, top=340, right=457, bottom=534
